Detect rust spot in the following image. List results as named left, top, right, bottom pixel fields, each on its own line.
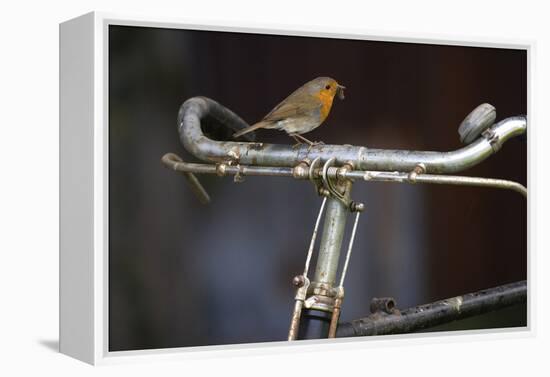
left=249, top=142, right=264, bottom=150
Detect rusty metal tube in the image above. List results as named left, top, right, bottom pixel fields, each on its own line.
left=161, top=153, right=527, bottom=198
left=178, top=97, right=526, bottom=174
left=161, top=153, right=212, bottom=204
left=336, top=280, right=527, bottom=337
left=288, top=300, right=304, bottom=341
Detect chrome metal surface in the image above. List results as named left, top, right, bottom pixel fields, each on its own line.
left=355, top=170, right=527, bottom=198
left=178, top=97, right=526, bottom=174
left=313, top=182, right=352, bottom=286
left=162, top=153, right=527, bottom=198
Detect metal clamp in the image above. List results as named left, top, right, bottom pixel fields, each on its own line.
left=319, top=158, right=365, bottom=212
left=322, top=158, right=346, bottom=201
left=408, top=163, right=426, bottom=183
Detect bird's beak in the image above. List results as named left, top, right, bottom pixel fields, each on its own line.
left=336, top=84, right=346, bottom=100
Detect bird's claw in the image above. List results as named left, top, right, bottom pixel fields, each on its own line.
left=306, top=141, right=324, bottom=151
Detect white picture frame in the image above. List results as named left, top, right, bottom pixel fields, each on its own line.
left=59, top=11, right=532, bottom=365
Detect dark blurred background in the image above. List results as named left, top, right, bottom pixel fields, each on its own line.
left=108, top=25, right=527, bottom=351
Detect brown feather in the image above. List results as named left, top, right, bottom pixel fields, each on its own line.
left=233, top=121, right=270, bottom=138
left=263, top=92, right=321, bottom=122
left=234, top=77, right=341, bottom=139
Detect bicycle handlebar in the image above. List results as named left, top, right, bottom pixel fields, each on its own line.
left=177, top=97, right=526, bottom=174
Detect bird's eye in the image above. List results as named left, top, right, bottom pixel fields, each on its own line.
left=325, top=84, right=331, bottom=90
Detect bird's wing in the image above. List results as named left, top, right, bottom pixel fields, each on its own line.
left=263, top=95, right=321, bottom=122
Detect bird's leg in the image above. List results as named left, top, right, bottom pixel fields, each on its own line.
left=292, top=134, right=325, bottom=150
left=290, top=134, right=304, bottom=149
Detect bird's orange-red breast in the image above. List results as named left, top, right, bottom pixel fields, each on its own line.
left=233, top=77, right=345, bottom=142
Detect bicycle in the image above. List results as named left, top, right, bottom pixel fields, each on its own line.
left=162, top=97, right=527, bottom=340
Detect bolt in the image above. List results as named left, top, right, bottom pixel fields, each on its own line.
left=351, top=202, right=365, bottom=212
left=216, top=163, right=227, bottom=177
left=292, top=275, right=305, bottom=288
left=408, top=163, right=426, bottom=183
left=318, top=187, right=330, bottom=197
left=344, top=161, right=355, bottom=170
left=292, top=165, right=308, bottom=179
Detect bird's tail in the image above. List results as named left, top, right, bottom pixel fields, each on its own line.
left=233, top=122, right=267, bottom=139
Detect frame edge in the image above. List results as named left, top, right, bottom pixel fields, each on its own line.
left=59, top=11, right=96, bottom=365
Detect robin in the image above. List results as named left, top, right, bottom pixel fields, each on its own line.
left=233, top=77, right=345, bottom=145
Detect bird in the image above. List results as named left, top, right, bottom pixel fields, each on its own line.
left=233, top=77, right=345, bottom=145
